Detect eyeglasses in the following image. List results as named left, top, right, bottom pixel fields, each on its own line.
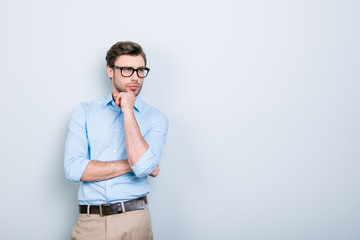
left=113, top=65, right=150, bottom=78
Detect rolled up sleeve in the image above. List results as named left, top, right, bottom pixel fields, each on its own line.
left=131, top=112, right=169, bottom=178
left=64, top=103, right=90, bottom=182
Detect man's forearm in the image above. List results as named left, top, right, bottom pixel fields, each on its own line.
left=80, top=160, right=132, bottom=182
left=123, top=110, right=149, bottom=166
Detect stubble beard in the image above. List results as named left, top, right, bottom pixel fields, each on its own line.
left=113, top=75, right=142, bottom=97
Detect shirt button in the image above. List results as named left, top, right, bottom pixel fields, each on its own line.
left=115, top=129, right=120, bottom=133
left=113, top=149, right=116, bottom=152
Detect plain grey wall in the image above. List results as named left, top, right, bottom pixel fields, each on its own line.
left=1, top=0, right=359, bottom=239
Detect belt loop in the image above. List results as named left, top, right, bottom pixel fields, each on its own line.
left=99, top=204, right=103, bottom=216
left=121, top=202, right=126, bottom=213
left=87, top=205, right=90, bottom=217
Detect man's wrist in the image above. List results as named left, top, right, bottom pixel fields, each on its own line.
left=116, top=160, right=133, bottom=174
left=122, top=107, right=134, bottom=117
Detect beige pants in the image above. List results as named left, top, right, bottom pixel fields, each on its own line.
left=71, top=205, right=153, bottom=240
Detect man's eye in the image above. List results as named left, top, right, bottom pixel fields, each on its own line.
left=138, top=68, right=145, bottom=73
left=123, top=68, right=133, bottom=72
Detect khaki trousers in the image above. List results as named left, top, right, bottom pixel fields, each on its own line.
left=71, top=205, right=153, bottom=240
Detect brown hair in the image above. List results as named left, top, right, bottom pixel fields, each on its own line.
left=105, top=41, right=147, bottom=68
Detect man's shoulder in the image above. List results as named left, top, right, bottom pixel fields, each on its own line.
left=83, top=95, right=110, bottom=107
left=70, top=95, right=110, bottom=117
left=78, top=95, right=111, bottom=111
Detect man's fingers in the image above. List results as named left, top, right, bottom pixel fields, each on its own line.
left=149, top=164, right=160, bottom=177
left=114, top=91, right=135, bottom=110
left=114, top=94, right=124, bottom=107
left=115, top=95, right=121, bottom=107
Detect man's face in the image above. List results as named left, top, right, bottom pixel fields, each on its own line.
left=107, top=55, right=145, bottom=97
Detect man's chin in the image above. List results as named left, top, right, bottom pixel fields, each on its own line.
left=133, top=88, right=142, bottom=96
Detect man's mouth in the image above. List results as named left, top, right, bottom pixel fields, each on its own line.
left=128, top=85, right=139, bottom=91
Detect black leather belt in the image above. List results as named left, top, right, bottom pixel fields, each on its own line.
left=79, top=196, right=147, bottom=216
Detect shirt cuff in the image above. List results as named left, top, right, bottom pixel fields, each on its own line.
left=65, top=157, right=91, bottom=182
left=130, top=148, right=158, bottom=178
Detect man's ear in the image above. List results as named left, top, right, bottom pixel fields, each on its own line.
left=107, top=66, right=113, bottom=80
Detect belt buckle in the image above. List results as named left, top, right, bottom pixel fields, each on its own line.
left=99, top=203, right=110, bottom=217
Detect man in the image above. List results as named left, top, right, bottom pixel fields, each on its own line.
left=64, top=41, right=168, bottom=240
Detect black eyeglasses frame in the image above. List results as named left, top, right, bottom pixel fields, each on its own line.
left=113, top=65, right=150, bottom=78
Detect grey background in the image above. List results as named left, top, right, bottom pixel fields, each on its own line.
left=0, top=0, right=359, bottom=239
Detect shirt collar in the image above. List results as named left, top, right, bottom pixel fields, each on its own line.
left=103, top=93, right=144, bottom=112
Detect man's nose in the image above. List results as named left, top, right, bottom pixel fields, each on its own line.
left=130, top=70, right=139, bottom=81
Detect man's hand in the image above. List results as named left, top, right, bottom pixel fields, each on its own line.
left=149, top=164, right=160, bottom=177
left=113, top=91, right=136, bottom=113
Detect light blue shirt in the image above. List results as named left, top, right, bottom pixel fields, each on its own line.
left=64, top=94, right=168, bottom=205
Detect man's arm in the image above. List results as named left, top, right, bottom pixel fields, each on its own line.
left=115, top=91, right=148, bottom=166
left=114, top=91, right=168, bottom=178
left=80, top=160, right=132, bottom=181
left=64, top=102, right=160, bottom=182
left=64, top=103, right=133, bottom=182
left=123, top=105, right=149, bottom=166
left=86, top=92, right=162, bottom=179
